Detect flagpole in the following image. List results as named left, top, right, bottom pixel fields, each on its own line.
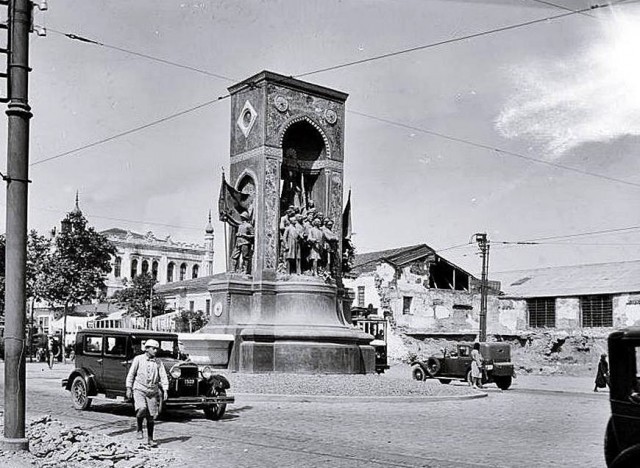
left=221, top=167, right=229, bottom=272
left=224, top=222, right=229, bottom=272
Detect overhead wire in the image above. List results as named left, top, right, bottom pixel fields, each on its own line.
left=295, top=1, right=623, bottom=78
left=31, top=206, right=205, bottom=232
left=30, top=94, right=231, bottom=166
left=32, top=1, right=633, bottom=168
left=526, top=0, right=598, bottom=18
left=348, top=109, right=640, bottom=189
left=48, top=28, right=237, bottom=82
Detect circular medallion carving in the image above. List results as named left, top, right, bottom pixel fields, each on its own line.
left=213, top=302, right=223, bottom=317
left=324, top=109, right=338, bottom=125
left=274, top=95, right=289, bottom=113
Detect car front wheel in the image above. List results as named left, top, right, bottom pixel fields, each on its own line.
left=203, top=389, right=227, bottom=421
left=412, top=365, right=426, bottom=381
left=71, top=376, right=92, bottom=410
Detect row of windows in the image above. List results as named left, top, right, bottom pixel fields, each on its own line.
left=113, top=257, right=199, bottom=282
left=527, top=295, right=613, bottom=328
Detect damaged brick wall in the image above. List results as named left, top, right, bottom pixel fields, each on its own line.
left=346, top=262, right=505, bottom=333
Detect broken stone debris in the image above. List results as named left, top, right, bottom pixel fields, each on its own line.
left=0, top=414, right=175, bottom=468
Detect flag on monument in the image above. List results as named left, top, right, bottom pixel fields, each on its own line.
left=218, top=173, right=250, bottom=227
left=342, top=189, right=352, bottom=240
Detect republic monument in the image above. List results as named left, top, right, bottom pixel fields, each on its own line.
left=197, top=71, right=374, bottom=373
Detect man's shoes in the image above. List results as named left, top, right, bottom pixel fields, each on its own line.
left=136, top=431, right=144, bottom=440
left=148, top=439, right=158, bottom=447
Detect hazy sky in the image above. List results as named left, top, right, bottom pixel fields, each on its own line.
left=2, top=0, right=640, bottom=276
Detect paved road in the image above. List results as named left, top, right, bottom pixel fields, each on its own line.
left=1, top=363, right=610, bottom=467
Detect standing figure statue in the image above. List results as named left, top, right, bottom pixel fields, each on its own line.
left=306, top=218, right=325, bottom=276
left=283, top=214, right=302, bottom=274
left=232, top=211, right=254, bottom=274
left=321, top=218, right=339, bottom=275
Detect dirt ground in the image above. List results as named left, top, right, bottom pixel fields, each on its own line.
left=386, top=326, right=609, bottom=377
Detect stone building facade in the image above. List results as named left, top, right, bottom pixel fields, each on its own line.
left=155, top=276, right=214, bottom=319
left=102, top=215, right=215, bottom=296
left=493, top=260, right=640, bottom=335
left=344, top=244, right=504, bottom=335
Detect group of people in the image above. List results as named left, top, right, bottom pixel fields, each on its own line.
left=279, top=200, right=339, bottom=276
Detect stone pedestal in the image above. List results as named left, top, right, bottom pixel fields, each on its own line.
left=190, top=273, right=374, bottom=373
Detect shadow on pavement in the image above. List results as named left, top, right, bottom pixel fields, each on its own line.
left=155, top=435, right=191, bottom=445
left=90, top=401, right=253, bottom=426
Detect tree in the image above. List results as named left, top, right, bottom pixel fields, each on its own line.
left=41, top=209, right=116, bottom=358
left=25, top=230, right=53, bottom=360
left=174, top=309, right=208, bottom=333
left=26, top=230, right=53, bottom=303
left=112, top=272, right=166, bottom=324
left=0, top=230, right=52, bottom=315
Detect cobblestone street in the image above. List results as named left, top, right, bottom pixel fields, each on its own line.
left=0, top=363, right=610, bottom=467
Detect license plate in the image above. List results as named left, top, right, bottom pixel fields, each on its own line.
left=183, top=379, right=196, bottom=386
left=485, top=365, right=493, bottom=370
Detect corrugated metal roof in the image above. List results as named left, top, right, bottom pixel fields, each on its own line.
left=492, top=260, right=640, bottom=298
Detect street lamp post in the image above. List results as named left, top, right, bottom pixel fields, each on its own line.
left=2, top=0, right=33, bottom=452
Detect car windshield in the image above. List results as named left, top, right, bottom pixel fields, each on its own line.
left=131, top=337, right=179, bottom=359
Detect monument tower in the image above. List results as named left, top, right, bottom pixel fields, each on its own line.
left=204, top=71, right=374, bottom=373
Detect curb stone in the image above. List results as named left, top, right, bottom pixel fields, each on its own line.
left=234, top=391, right=487, bottom=403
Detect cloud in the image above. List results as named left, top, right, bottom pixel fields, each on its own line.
left=495, top=10, right=640, bottom=158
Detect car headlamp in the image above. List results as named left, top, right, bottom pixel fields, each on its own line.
left=169, top=365, right=182, bottom=379
left=201, top=366, right=213, bottom=379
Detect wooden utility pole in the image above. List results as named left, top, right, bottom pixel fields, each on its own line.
left=474, top=233, right=490, bottom=342
left=2, top=0, right=33, bottom=452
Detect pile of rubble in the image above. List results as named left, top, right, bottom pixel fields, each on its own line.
left=387, top=326, right=608, bottom=376
left=0, top=414, right=175, bottom=468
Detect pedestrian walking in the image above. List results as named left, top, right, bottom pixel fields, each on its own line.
left=594, top=353, right=609, bottom=392
left=47, top=336, right=60, bottom=370
left=125, top=339, right=169, bottom=447
left=470, top=342, right=484, bottom=389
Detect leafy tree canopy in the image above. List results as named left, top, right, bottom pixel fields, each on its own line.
left=42, top=209, right=116, bottom=308
left=0, top=230, right=54, bottom=315
left=174, top=309, right=208, bottom=333
left=112, top=272, right=166, bottom=318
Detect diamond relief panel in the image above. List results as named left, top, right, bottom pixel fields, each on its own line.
left=237, top=100, right=258, bottom=138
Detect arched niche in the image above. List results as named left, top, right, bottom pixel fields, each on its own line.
left=280, top=119, right=329, bottom=215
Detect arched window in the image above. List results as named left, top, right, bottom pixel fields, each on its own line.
left=141, top=260, right=149, bottom=275
left=192, top=264, right=199, bottom=279
left=131, top=259, right=138, bottom=278
left=167, top=262, right=175, bottom=283
left=180, top=263, right=187, bottom=281
left=114, top=257, right=122, bottom=278
left=152, top=261, right=158, bottom=280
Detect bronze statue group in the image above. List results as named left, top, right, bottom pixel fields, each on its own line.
left=279, top=200, right=339, bottom=277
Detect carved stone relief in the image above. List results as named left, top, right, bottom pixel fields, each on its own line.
left=264, top=158, right=280, bottom=269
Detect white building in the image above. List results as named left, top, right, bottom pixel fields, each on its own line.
left=102, top=214, right=215, bottom=296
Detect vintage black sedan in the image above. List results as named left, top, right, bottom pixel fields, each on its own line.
left=411, top=342, right=514, bottom=390
left=62, top=329, right=234, bottom=420
left=604, top=327, right=640, bottom=467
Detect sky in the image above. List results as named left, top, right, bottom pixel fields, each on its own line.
left=2, top=0, right=640, bottom=277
